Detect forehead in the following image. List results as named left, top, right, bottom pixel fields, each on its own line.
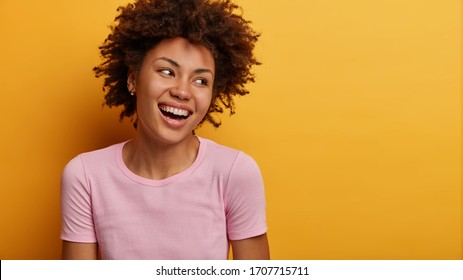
left=143, top=37, right=215, bottom=71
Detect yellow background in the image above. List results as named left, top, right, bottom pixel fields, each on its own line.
left=0, top=0, right=460, bottom=259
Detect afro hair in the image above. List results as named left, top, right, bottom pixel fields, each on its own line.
left=93, top=0, right=261, bottom=127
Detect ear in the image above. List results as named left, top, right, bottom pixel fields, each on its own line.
left=127, top=70, right=137, bottom=93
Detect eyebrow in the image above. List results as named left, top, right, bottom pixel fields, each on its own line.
left=154, top=57, right=214, bottom=75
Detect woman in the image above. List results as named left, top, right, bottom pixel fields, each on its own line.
left=61, top=0, right=269, bottom=260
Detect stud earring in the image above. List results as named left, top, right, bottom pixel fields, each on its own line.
left=129, top=91, right=135, bottom=96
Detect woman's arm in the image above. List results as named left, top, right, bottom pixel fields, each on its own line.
left=230, top=233, right=270, bottom=260
left=62, top=241, right=98, bottom=260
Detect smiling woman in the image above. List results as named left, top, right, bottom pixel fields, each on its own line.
left=60, top=0, right=269, bottom=260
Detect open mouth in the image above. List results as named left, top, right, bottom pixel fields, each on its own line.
left=159, top=104, right=191, bottom=121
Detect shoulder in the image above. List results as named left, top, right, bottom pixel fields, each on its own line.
left=79, top=142, right=124, bottom=162
left=199, top=137, right=262, bottom=181
left=66, top=142, right=125, bottom=166
left=62, top=142, right=126, bottom=178
left=200, top=137, right=240, bottom=157
left=200, top=137, right=259, bottom=168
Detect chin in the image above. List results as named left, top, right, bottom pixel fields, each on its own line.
left=151, top=128, right=196, bottom=146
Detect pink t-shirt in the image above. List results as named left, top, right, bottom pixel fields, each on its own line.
left=60, top=137, right=267, bottom=259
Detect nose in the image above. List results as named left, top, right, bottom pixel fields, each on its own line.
left=169, top=78, right=191, bottom=100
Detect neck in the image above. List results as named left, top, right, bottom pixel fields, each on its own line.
left=122, top=133, right=200, bottom=180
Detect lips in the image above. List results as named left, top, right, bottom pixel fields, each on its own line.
left=158, top=103, right=193, bottom=128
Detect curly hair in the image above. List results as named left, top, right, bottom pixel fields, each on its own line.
left=93, top=0, right=260, bottom=128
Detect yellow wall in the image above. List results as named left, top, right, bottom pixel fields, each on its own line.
left=0, top=0, right=460, bottom=259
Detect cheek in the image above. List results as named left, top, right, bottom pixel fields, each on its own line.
left=197, top=92, right=213, bottom=114
left=144, top=81, right=168, bottom=99
left=135, top=93, right=160, bottom=117
left=136, top=83, right=166, bottom=108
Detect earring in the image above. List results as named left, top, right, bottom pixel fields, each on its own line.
left=129, top=91, right=135, bottom=96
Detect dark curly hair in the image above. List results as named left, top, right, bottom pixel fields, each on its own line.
left=93, top=0, right=260, bottom=128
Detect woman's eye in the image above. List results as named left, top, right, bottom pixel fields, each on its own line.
left=160, top=69, right=173, bottom=76
left=194, top=78, right=208, bottom=86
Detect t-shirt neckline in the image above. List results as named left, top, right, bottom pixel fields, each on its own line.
left=115, top=136, right=206, bottom=187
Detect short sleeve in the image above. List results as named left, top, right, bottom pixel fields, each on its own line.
left=60, top=155, right=97, bottom=242
left=225, top=152, right=267, bottom=240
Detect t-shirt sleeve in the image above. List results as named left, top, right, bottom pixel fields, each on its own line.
left=60, top=155, right=97, bottom=243
left=225, top=152, right=267, bottom=240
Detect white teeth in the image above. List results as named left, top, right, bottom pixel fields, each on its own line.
left=159, top=105, right=190, bottom=117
